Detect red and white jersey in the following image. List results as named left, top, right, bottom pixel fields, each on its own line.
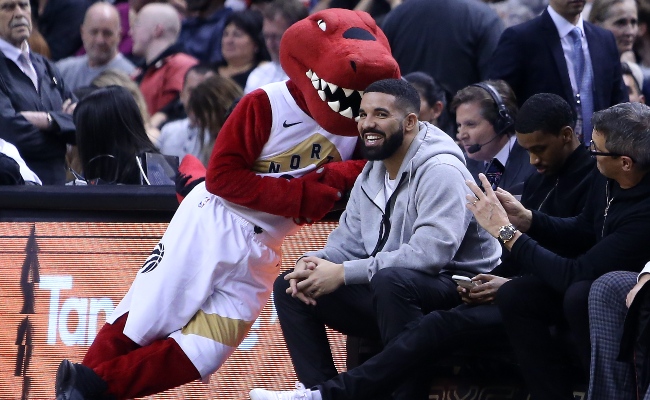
left=221, top=81, right=357, bottom=243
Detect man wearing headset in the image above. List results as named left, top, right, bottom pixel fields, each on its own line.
left=453, top=80, right=536, bottom=195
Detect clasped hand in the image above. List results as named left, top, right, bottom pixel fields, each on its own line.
left=285, top=256, right=344, bottom=306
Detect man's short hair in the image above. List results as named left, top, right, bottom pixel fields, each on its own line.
left=183, top=64, right=215, bottom=84
left=592, top=102, right=650, bottom=170
left=364, top=79, right=420, bottom=115
left=403, top=71, right=446, bottom=107
left=450, top=80, right=518, bottom=134
left=262, top=0, right=308, bottom=26
left=515, top=93, right=575, bottom=135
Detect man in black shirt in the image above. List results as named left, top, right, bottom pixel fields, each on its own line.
left=250, top=93, right=595, bottom=400
left=468, top=101, right=650, bottom=400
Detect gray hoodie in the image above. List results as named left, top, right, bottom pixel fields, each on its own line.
left=306, top=121, right=501, bottom=284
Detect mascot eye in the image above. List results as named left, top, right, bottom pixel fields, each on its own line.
left=317, top=19, right=327, bottom=31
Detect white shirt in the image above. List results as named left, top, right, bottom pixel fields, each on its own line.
left=547, top=5, right=592, bottom=96
left=0, top=138, right=41, bottom=184
left=486, top=135, right=517, bottom=169
left=384, top=171, right=398, bottom=202
left=244, top=62, right=288, bottom=94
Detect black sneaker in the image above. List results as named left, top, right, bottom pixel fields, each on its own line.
left=55, top=360, right=109, bottom=400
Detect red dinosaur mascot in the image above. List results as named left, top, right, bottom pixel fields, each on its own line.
left=55, top=9, right=399, bottom=400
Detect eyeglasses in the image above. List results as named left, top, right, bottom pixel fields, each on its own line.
left=589, top=140, right=623, bottom=158
left=588, top=140, right=636, bottom=162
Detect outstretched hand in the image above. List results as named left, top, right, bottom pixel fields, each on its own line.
left=465, top=173, right=512, bottom=238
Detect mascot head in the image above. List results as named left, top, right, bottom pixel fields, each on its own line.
left=280, top=9, right=400, bottom=136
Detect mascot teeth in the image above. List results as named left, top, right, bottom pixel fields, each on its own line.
left=328, top=101, right=340, bottom=112
left=339, top=107, right=353, bottom=119
left=306, top=68, right=364, bottom=120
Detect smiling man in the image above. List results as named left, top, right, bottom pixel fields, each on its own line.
left=269, top=78, right=500, bottom=400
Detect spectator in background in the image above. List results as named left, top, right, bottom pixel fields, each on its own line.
left=487, top=0, right=628, bottom=145
left=382, top=0, right=504, bottom=99
left=589, top=0, right=639, bottom=62
left=185, top=74, right=242, bottom=165
left=158, top=64, right=215, bottom=161
left=452, top=80, right=535, bottom=195
left=488, top=0, right=535, bottom=28
left=132, top=3, right=198, bottom=117
left=244, top=0, right=307, bottom=94
left=56, top=2, right=136, bottom=92
left=0, top=0, right=76, bottom=185
left=33, top=0, right=91, bottom=61
left=622, top=60, right=646, bottom=102
left=403, top=71, right=446, bottom=128
left=73, top=85, right=158, bottom=185
left=177, top=0, right=233, bottom=64
left=634, top=0, right=650, bottom=72
left=216, top=9, right=270, bottom=90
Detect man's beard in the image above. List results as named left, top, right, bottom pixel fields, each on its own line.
left=360, top=124, right=405, bottom=161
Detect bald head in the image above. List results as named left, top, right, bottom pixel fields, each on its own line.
left=131, top=3, right=181, bottom=61
left=82, top=2, right=122, bottom=67
left=140, top=3, right=180, bottom=38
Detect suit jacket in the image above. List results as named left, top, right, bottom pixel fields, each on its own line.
left=465, top=140, right=535, bottom=195
left=0, top=51, right=76, bottom=184
left=487, top=9, right=628, bottom=111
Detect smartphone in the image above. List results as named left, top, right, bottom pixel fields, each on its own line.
left=452, top=275, right=478, bottom=290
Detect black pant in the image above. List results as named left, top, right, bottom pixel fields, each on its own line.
left=496, top=276, right=592, bottom=400
left=315, top=303, right=506, bottom=400
left=274, top=267, right=460, bottom=400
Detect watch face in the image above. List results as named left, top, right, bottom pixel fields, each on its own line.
left=499, top=225, right=516, bottom=241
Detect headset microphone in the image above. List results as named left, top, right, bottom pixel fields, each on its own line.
left=467, top=134, right=499, bottom=154
left=465, top=82, right=515, bottom=155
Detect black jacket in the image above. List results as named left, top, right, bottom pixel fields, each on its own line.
left=491, top=145, right=595, bottom=277
left=0, top=52, right=76, bottom=185
left=512, top=171, right=650, bottom=292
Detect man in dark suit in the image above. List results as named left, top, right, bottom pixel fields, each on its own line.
left=0, top=0, right=75, bottom=184
left=452, top=80, right=535, bottom=195
left=487, top=0, right=628, bottom=145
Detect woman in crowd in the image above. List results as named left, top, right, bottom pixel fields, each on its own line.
left=589, top=0, right=638, bottom=60
left=185, top=75, right=243, bottom=165
left=92, top=69, right=161, bottom=146
left=74, top=86, right=158, bottom=184
left=216, top=9, right=270, bottom=89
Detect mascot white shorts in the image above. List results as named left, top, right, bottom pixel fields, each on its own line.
left=108, top=182, right=281, bottom=377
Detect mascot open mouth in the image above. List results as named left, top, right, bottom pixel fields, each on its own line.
left=306, top=69, right=364, bottom=120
